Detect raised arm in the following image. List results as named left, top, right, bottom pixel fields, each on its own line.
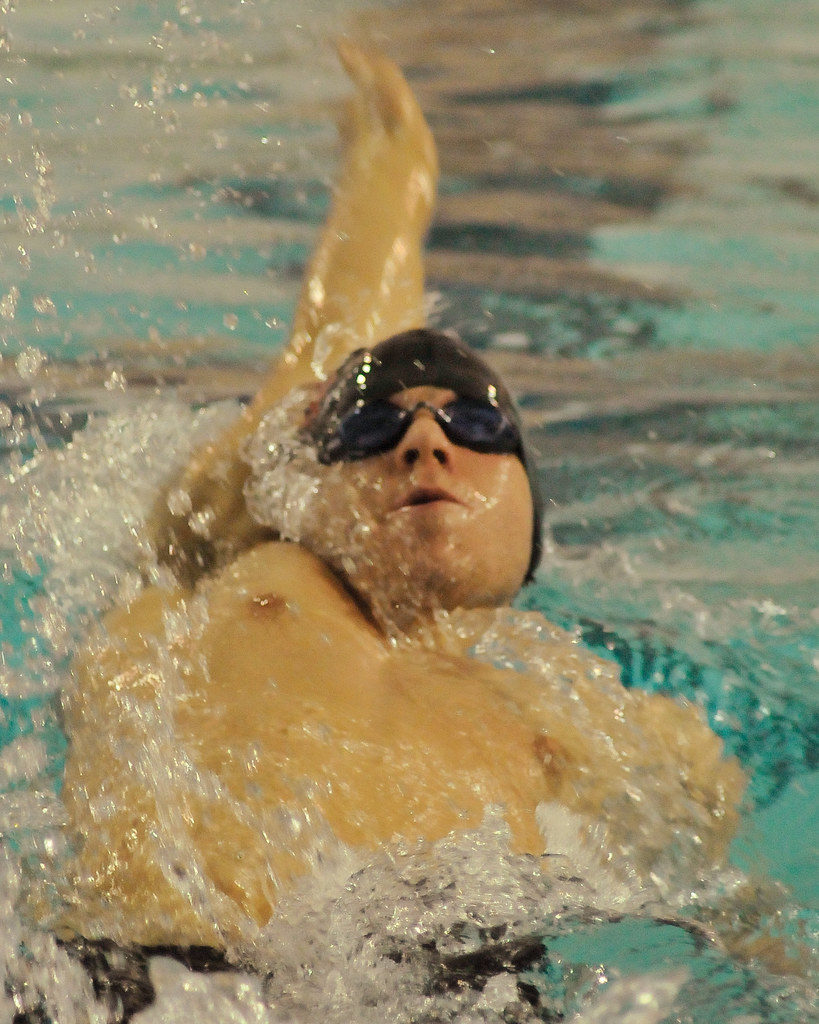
left=149, top=41, right=438, bottom=584
left=263, top=39, right=438, bottom=398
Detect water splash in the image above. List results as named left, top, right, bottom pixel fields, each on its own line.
left=2, top=379, right=816, bottom=1024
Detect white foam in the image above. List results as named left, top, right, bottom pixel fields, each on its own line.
left=3, top=394, right=814, bottom=1023
left=2, top=396, right=238, bottom=681
left=567, top=970, right=687, bottom=1024
left=139, top=959, right=268, bottom=1024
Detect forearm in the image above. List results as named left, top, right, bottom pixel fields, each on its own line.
left=147, top=42, right=438, bottom=583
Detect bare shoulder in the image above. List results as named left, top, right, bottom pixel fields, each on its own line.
left=194, top=541, right=389, bottom=700
left=214, top=540, right=351, bottom=597
left=73, top=541, right=384, bottom=713
left=100, top=581, right=187, bottom=648
left=97, top=541, right=372, bottom=643
left=204, top=540, right=381, bottom=634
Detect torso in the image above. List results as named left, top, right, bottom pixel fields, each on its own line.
left=54, top=541, right=743, bottom=947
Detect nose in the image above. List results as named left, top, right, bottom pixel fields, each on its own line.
left=395, top=407, right=451, bottom=468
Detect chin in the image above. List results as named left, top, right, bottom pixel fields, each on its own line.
left=440, top=576, right=521, bottom=612
left=353, top=549, right=520, bottom=630
left=304, top=506, right=524, bottom=629
left=407, top=537, right=526, bottom=610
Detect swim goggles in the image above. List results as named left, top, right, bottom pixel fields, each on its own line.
left=319, top=396, right=522, bottom=463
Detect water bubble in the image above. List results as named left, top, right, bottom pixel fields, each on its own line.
left=32, top=295, right=57, bottom=316
left=14, top=345, right=46, bottom=378
left=167, top=488, right=192, bottom=516
left=188, top=507, right=215, bottom=538
left=0, top=285, right=19, bottom=320
left=104, top=369, right=127, bottom=391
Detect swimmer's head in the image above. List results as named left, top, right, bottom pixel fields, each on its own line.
left=305, top=328, right=543, bottom=584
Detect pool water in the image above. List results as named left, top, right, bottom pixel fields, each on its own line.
left=1, top=0, right=817, bottom=1020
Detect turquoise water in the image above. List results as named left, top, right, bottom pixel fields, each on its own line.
left=1, top=0, right=817, bottom=1019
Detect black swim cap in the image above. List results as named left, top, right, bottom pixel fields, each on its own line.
left=306, top=328, right=543, bottom=583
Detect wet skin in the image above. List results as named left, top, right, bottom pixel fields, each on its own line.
left=60, top=539, right=744, bottom=948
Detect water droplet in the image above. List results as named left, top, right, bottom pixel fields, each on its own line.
left=1, top=285, right=20, bottom=320
left=104, top=369, right=126, bottom=391
left=14, top=346, right=46, bottom=378
left=188, top=507, right=215, bottom=538
left=32, top=295, right=57, bottom=316
left=167, top=488, right=192, bottom=516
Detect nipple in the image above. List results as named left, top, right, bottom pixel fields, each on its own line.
left=248, top=592, right=288, bottom=619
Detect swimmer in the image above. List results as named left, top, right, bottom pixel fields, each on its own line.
left=49, top=42, right=745, bottom=953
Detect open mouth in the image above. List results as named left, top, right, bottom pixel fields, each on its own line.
left=397, top=487, right=462, bottom=510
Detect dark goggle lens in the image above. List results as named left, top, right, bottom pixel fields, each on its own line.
left=328, top=398, right=520, bottom=461
left=444, top=398, right=518, bottom=450
left=337, top=401, right=409, bottom=456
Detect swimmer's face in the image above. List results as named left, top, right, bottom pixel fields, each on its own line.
left=307, top=386, right=534, bottom=624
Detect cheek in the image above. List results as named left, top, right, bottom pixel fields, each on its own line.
left=472, top=460, right=534, bottom=571
left=503, top=474, right=534, bottom=538
left=475, top=459, right=532, bottom=525
left=314, top=465, right=390, bottom=547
